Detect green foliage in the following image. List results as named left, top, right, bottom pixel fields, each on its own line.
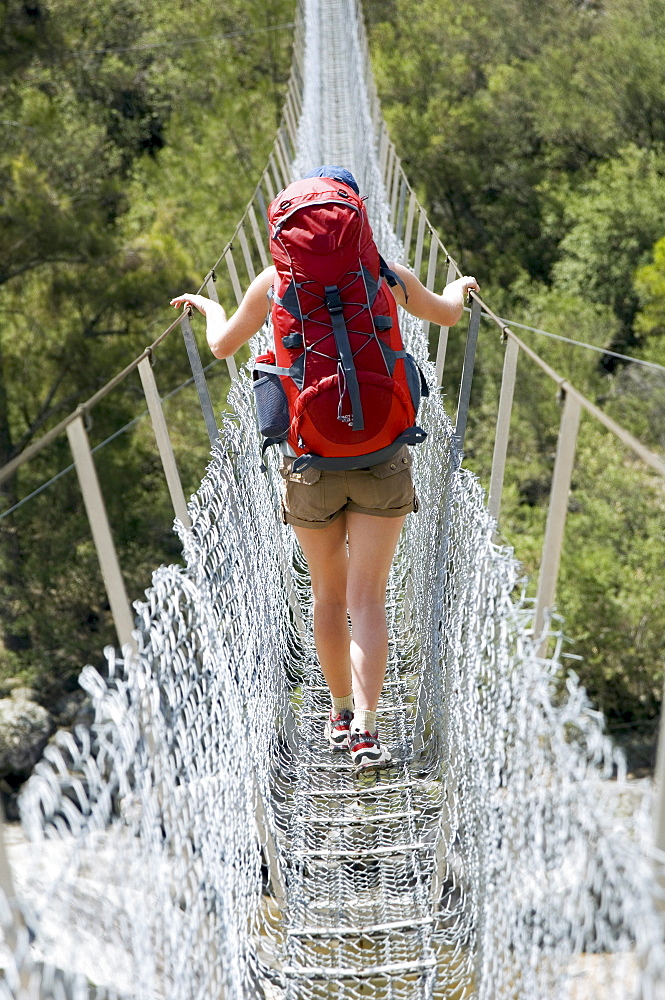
left=556, top=429, right=665, bottom=721
left=635, top=237, right=665, bottom=358
left=0, top=0, right=294, bottom=693
left=551, top=146, right=665, bottom=333
left=367, top=0, right=665, bottom=290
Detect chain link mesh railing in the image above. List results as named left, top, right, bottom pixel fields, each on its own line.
left=2, top=0, right=665, bottom=998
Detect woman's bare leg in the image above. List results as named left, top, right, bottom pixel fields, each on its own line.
left=292, top=515, right=352, bottom=698
left=345, top=512, right=406, bottom=711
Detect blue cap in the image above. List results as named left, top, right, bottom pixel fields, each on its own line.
left=303, top=165, right=360, bottom=195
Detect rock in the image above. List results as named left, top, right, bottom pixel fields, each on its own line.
left=0, top=677, right=23, bottom=698
left=10, top=686, right=40, bottom=704
left=0, top=695, right=54, bottom=777
left=52, top=690, right=87, bottom=727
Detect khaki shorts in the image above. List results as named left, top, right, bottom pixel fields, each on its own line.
left=280, top=445, right=418, bottom=529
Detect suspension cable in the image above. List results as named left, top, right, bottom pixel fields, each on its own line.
left=477, top=310, right=665, bottom=375
left=0, top=359, right=224, bottom=521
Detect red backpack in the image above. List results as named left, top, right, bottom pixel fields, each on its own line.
left=253, top=176, right=427, bottom=473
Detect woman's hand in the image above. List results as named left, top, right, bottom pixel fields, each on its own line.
left=446, top=276, right=480, bottom=304
left=386, top=262, right=480, bottom=327
left=170, top=268, right=274, bottom=359
left=170, top=293, right=229, bottom=357
left=458, top=275, right=480, bottom=298
left=439, top=275, right=480, bottom=320
left=170, top=292, right=217, bottom=317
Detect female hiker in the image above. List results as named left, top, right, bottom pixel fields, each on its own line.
left=171, top=166, right=479, bottom=771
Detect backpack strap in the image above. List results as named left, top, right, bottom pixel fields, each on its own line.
left=254, top=360, right=293, bottom=377
left=292, top=426, right=427, bottom=474
left=325, top=284, right=364, bottom=431
left=254, top=358, right=305, bottom=390
left=377, top=343, right=406, bottom=376
left=379, top=255, right=409, bottom=303
left=259, top=435, right=288, bottom=473
left=271, top=279, right=303, bottom=320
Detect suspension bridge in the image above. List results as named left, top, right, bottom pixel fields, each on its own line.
left=1, top=0, right=665, bottom=997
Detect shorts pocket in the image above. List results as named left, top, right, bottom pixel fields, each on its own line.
left=280, top=459, right=322, bottom=485
left=369, top=468, right=414, bottom=510
left=369, top=446, right=412, bottom=479
left=284, top=476, right=330, bottom=521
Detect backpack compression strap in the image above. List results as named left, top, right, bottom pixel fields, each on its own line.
left=325, top=284, right=364, bottom=432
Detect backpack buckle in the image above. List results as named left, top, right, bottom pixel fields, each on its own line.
left=325, top=285, right=343, bottom=315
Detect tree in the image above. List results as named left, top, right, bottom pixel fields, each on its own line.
left=366, top=0, right=665, bottom=293
left=634, top=236, right=665, bottom=355
left=0, top=0, right=294, bottom=685
left=551, top=145, right=665, bottom=340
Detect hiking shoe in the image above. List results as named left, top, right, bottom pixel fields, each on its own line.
left=325, top=708, right=353, bottom=751
left=349, top=729, right=392, bottom=772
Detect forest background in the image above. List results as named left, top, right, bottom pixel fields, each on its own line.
left=1, top=0, right=664, bottom=781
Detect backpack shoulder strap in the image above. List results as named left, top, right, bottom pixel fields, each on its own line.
left=379, top=255, right=409, bottom=303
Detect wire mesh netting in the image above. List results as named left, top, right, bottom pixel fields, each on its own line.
left=2, top=0, right=665, bottom=997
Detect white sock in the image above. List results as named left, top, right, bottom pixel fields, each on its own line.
left=352, top=709, right=376, bottom=734
left=332, top=692, right=354, bottom=713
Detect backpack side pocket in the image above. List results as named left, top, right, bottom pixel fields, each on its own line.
left=253, top=372, right=290, bottom=439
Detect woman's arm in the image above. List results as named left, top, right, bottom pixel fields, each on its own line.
left=170, top=266, right=275, bottom=359
left=387, top=262, right=479, bottom=327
